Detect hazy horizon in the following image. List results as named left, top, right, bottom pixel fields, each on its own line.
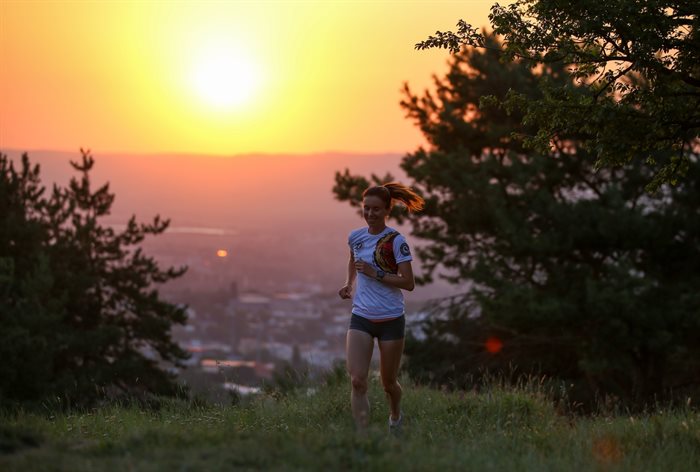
left=0, top=147, right=408, bottom=230
left=1, top=147, right=462, bottom=301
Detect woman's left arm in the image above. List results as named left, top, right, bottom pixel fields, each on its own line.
left=354, top=260, right=415, bottom=291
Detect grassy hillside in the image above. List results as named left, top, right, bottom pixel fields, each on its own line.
left=2, top=374, right=698, bottom=471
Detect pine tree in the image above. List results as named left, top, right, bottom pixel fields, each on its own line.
left=416, top=0, right=700, bottom=192
left=0, top=151, right=189, bottom=406
left=0, top=155, right=60, bottom=402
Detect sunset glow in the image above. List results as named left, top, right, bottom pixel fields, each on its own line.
left=0, top=1, right=499, bottom=155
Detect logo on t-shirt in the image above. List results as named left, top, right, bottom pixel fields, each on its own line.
left=400, top=242, right=410, bottom=257
left=374, top=231, right=399, bottom=274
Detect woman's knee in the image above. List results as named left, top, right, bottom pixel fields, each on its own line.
left=350, top=375, right=368, bottom=393
left=382, top=378, right=400, bottom=393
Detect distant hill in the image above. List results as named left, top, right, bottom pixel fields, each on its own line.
left=1, top=148, right=406, bottom=231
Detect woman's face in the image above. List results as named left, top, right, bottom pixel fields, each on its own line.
left=362, top=195, right=389, bottom=226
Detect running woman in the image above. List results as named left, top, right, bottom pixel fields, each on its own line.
left=338, top=182, right=424, bottom=431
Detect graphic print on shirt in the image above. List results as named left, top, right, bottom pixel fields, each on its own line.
left=373, top=231, right=399, bottom=274
left=352, top=242, right=363, bottom=260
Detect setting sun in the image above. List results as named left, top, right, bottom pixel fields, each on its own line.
left=190, top=40, right=261, bottom=111
left=0, top=1, right=495, bottom=154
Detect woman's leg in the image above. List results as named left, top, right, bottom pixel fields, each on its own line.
left=378, top=337, right=405, bottom=421
left=346, top=329, right=374, bottom=429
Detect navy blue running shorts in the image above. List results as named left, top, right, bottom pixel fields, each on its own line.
left=349, top=314, right=405, bottom=341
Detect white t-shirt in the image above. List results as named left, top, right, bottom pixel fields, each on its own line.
left=348, top=226, right=413, bottom=320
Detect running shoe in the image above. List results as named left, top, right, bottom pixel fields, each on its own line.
left=388, top=411, right=403, bottom=435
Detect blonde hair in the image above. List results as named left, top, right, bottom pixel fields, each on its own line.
left=363, top=182, right=424, bottom=213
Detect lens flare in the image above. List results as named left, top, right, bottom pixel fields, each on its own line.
left=484, top=336, right=503, bottom=354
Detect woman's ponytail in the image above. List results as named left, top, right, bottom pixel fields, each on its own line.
left=363, top=182, right=424, bottom=213
left=384, top=182, right=424, bottom=213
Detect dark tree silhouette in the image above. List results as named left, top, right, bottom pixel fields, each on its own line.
left=0, top=150, right=189, bottom=406
left=416, top=0, right=700, bottom=192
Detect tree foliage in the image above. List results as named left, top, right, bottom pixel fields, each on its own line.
left=416, top=0, right=700, bottom=192
left=0, top=151, right=189, bottom=406
left=334, top=34, right=700, bottom=405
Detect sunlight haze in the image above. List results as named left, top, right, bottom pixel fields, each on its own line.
left=0, top=1, right=500, bottom=155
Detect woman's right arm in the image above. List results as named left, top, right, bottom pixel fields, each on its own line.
left=338, top=249, right=356, bottom=299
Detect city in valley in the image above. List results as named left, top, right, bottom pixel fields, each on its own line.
left=148, top=226, right=441, bottom=401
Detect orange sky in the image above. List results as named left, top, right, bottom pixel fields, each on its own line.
left=0, top=1, right=499, bottom=156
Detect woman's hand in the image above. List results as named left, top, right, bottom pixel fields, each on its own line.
left=354, top=260, right=377, bottom=278
left=338, top=284, right=353, bottom=299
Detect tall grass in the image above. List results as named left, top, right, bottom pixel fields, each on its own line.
left=2, top=373, right=698, bottom=471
